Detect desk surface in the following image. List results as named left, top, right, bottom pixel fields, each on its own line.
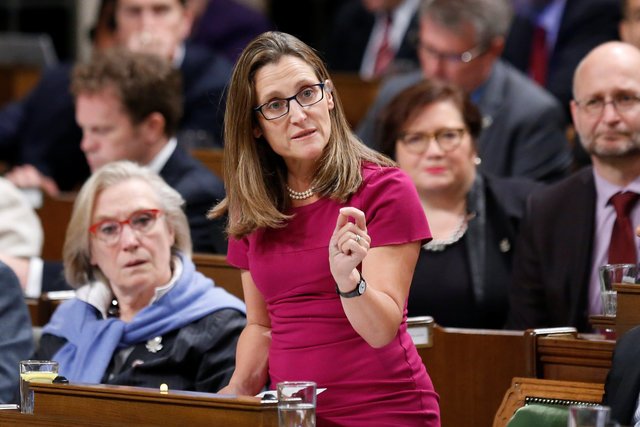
left=20, top=382, right=278, bottom=427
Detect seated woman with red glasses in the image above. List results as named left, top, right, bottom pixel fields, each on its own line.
left=35, top=161, right=246, bottom=392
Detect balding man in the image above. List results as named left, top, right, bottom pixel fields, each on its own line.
left=507, top=42, right=640, bottom=331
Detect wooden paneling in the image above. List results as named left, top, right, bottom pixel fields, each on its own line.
left=192, top=253, right=243, bottom=300
left=331, top=72, right=380, bottom=129
left=36, top=192, right=75, bottom=262
left=418, top=326, right=529, bottom=427
left=493, top=377, right=604, bottom=427
left=0, top=66, right=42, bottom=107
left=191, top=148, right=224, bottom=179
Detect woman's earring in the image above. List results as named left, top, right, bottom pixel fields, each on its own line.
left=474, top=157, right=482, bottom=166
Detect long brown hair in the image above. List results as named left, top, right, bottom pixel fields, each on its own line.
left=209, top=31, right=392, bottom=238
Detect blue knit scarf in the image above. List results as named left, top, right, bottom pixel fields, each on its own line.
left=42, top=253, right=246, bottom=383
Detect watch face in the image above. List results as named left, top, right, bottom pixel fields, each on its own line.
left=358, top=280, right=366, bottom=295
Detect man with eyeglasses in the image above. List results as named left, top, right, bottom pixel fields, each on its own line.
left=507, top=42, right=640, bottom=332
left=358, top=0, right=572, bottom=183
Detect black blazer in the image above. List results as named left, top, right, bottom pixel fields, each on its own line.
left=507, top=167, right=596, bottom=331
left=603, top=325, right=640, bottom=425
left=324, top=0, right=419, bottom=73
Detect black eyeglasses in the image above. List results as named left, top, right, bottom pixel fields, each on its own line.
left=254, top=83, right=326, bottom=120
left=397, top=128, right=466, bottom=154
left=418, top=41, right=487, bottom=64
left=574, top=93, right=640, bottom=116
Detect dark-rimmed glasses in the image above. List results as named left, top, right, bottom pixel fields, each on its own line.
left=397, top=128, right=466, bottom=154
left=89, top=209, right=162, bottom=245
left=574, top=93, right=640, bottom=116
left=254, top=82, right=326, bottom=120
left=418, top=41, right=487, bottom=64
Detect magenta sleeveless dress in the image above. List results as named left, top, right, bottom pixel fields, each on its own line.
left=228, top=164, right=440, bottom=426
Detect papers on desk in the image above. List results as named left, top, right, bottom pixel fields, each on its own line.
left=256, top=388, right=326, bottom=404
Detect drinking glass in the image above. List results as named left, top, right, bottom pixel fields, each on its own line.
left=567, top=404, right=610, bottom=427
left=598, top=263, right=637, bottom=316
left=277, top=381, right=316, bottom=427
left=19, top=360, right=58, bottom=414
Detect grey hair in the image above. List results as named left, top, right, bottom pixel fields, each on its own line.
left=420, top=0, right=513, bottom=47
left=63, top=160, right=191, bottom=287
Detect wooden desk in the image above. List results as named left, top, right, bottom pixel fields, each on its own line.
left=17, top=382, right=278, bottom=427
left=418, top=326, right=529, bottom=427
left=525, top=328, right=614, bottom=384
left=193, top=253, right=243, bottom=300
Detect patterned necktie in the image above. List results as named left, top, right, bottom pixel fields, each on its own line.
left=529, top=24, right=548, bottom=86
left=608, top=191, right=640, bottom=264
left=373, top=14, right=393, bottom=78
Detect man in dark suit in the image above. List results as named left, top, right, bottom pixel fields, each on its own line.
left=3, top=48, right=226, bottom=297
left=507, top=41, right=640, bottom=332
left=357, top=0, right=571, bottom=183
left=603, top=324, right=640, bottom=425
left=325, top=0, right=420, bottom=80
left=503, top=0, right=621, bottom=109
left=1, top=0, right=231, bottom=193
left=0, top=261, right=33, bottom=403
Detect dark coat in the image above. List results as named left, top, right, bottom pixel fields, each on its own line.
left=36, top=308, right=245, bottom=393
left=603, top=325, right=640, bottom=425
left=506, top=167, right=596, bottom=331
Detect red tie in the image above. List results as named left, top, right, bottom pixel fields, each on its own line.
left=373, top=14, right=393, bottom=78
left=608, top=191, right=640, bottom=264
left=529, top=24, right=548, bottom=86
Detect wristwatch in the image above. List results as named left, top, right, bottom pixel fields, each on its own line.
left=336, top=271, right=367, bottom=298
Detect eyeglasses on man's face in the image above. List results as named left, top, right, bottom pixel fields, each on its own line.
left=418, top=40, right=487, bottom=64
left=397, top=128, right=466, bottom=154
left=254, top=82, right=326, bottom=120
left=89, top=209, right=162, bottom=245
left=574, top=92, right=640, bottom=116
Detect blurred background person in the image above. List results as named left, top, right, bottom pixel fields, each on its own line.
left=0, top=261, right=33, bottom=403
left=186, top=0, right=273, bottom=63
left=35, top=161, right=245, bottom=391
left=378, top=79, right=539, bottom=328
left=325, top=0, right=420, bottom=80
left=620, top=0, right=640, bottom=48
left=3, top=48, right=226, bottom=302
left=212, top=31, right=440, bottom=425
left=0, top=0, right=232, bottom=194
left=358, top=0, right=571, bottom=183
left=503, top=0, right=620, bottom=109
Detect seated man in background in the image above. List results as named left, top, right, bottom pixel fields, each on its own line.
left=0, top=260, right=33, bottom=403
left=357, top=0, right=571, bottom=183
left=5, top=48, right=226, bottom=297
left=35, top=161, right=245, bottom=393
left=507, top=42, right=640, bottom=331
left=1, top=0, right=231, bottom=193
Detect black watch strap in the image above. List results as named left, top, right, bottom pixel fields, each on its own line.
left=336, top=270, right=366, bottom=298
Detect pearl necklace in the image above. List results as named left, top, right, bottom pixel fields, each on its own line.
left=286, top=185, right=315, bottom=200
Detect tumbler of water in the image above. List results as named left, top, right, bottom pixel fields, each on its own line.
left=277, top=381, right=316, bottom=427
left=598, top=263, right=637, bottom=316
left=567, top=404, right=610, bottom=427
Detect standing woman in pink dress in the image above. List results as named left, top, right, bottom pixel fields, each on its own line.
left=211, top=31, right=440, bottom=426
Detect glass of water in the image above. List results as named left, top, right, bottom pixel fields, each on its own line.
left=598, top=263, right=637, bottom=316
left=277, top=381, right=316, bottom=427
left=567, top=404, right=610, bottom=427
left=19, top=360, right=58, bottom=414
